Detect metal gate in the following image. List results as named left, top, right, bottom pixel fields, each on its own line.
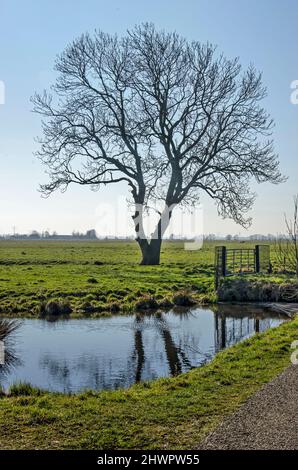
left=215, top=245, right=270, bottom=288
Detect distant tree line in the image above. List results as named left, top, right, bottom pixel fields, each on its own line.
left=0, top=229, right=98, bottom=240
left=0, top=231, right=285, bottom=241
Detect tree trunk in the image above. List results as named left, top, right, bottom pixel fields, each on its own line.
left=133, top=203, right=173, bottom=265
left=138, top=238, right=162, bottom=265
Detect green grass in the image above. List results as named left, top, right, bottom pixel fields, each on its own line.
left=0, top=240, right=216, bottom=316
left=0, top=239, right=295, bottom=316
left=0, top=316, right=297, bottom=450
left=1, top=239, right=297, bottom=449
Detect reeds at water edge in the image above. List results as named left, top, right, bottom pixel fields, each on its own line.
left=0, top=319, right=20, bottom=341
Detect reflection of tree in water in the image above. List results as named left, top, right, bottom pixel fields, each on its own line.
left=37, top=307, right=285, bottom=392
left=0, top=319, right=22, bottom=385
left=133, top=315, right=145, bottom=383
left=39, top=312, right=191, bottom=391
left=132, top=312, right=193, bottom=380
left=155, top=312, right=193, bottom=373
left=39, top=355, right=72, bottom=392
left=40, top=351, right=141, bottom=392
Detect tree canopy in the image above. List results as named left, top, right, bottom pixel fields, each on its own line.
left=33, top=23, right=284, bottom=264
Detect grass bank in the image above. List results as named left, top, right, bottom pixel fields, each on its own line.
left=0, top=316, right=297, bottom=450
left=0, top=240, right=216, bottom=316
left=218, top=276, right=298, bottom=302
left=0, top=239, right=296, bottom=317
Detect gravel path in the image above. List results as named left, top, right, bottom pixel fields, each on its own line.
left=199, top=365, right=298, bottom=450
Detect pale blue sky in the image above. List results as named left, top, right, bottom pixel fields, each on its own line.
left=0, top=0, right=297, bottom=236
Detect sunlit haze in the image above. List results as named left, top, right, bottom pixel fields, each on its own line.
left=0, top=0, right=298, bottom=237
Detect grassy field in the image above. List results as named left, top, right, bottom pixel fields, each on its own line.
left=0, top=239, right=298, bottom=450
left=0, top=239, right=216, bottom=316
left=0, top=239, right=294, bottom=316
left=0, top=316, right=297, bottom=449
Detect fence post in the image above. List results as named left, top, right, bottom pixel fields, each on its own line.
left=215, top=246, right=226, bottom=289
left=222, top=246, right=227, bottom=277
left=255, top=245, right=260, bottom=273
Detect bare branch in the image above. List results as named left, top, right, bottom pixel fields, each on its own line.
left=32, top=23, right=285, bottom=264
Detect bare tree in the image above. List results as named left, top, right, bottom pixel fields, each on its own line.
left=274, top=236, right=290, bottom=273
left=32, top=24, right=284, bottom=265
left=274, top=196, right=298, bottom=275
left=284, top=195, right=298, bottom=275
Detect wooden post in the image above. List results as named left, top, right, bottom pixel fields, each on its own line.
left=215, top=246, right=226, bottom=289
left=255, top=245, right=260, bottom=273
left=222, top=246, right=227, bottom=277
